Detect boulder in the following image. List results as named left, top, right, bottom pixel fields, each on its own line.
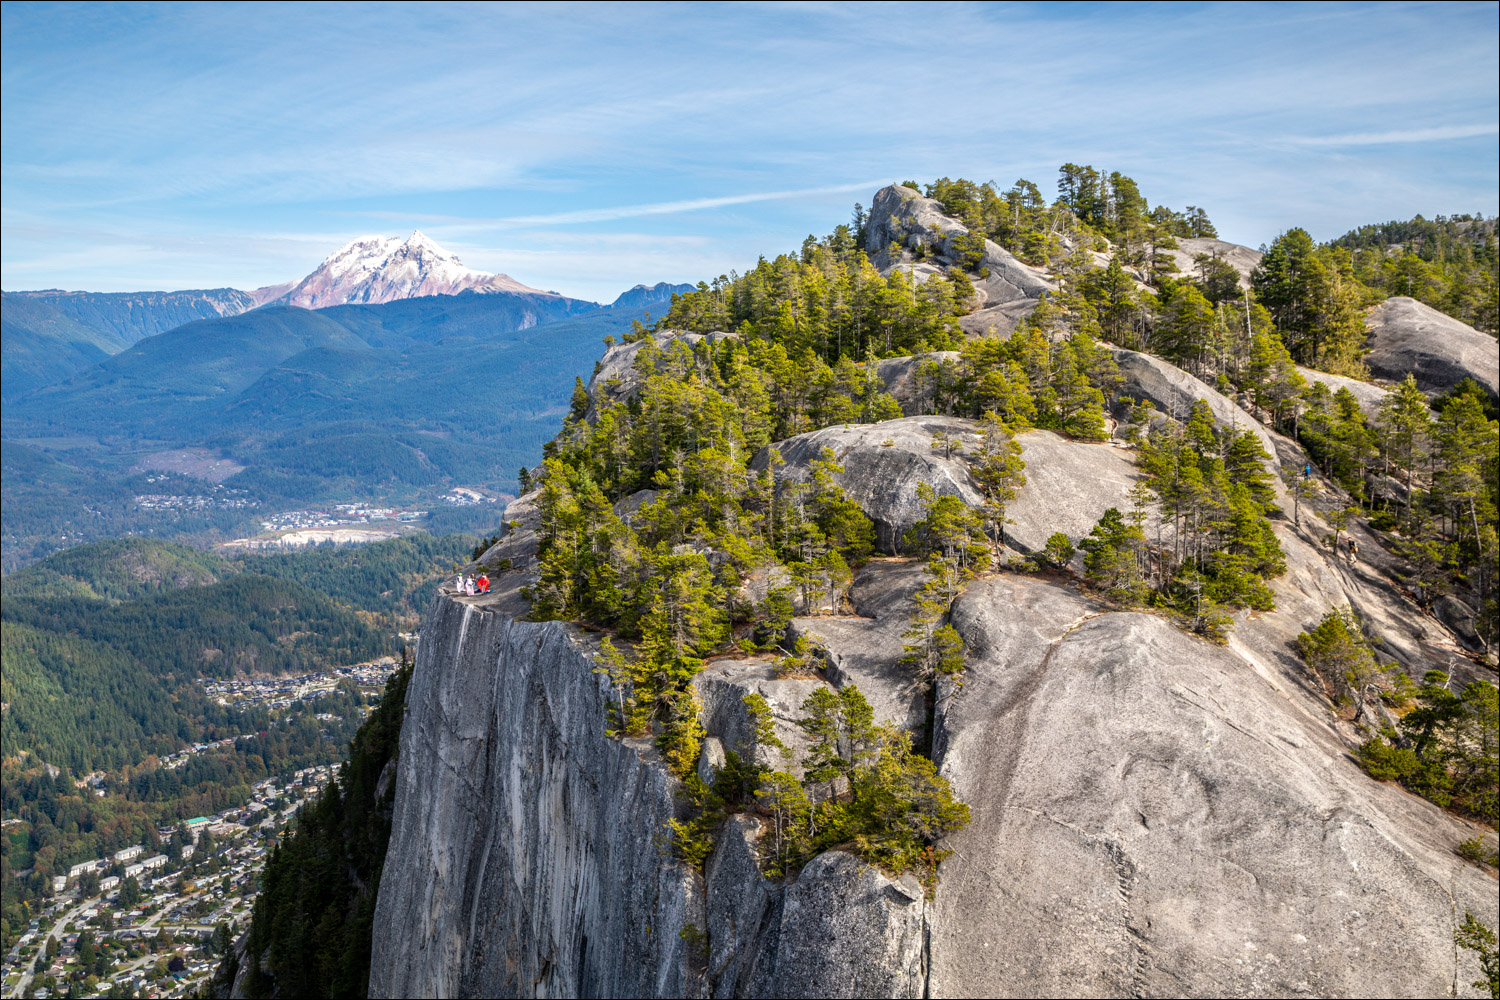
left=928, top=573, right=1497, bottom=999
left=752, top=415, right=986, bottom=554
left=1364, top=296, right=1498, bottom=398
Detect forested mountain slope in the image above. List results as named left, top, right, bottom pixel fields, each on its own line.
left=1333, top=213, right=1498, bottom=333
left=6, top=286, right=267, bottom=348
left=0, top=292, right=685, bottom=569
left=0, top=533, right=474, bottom=951
left=0, top=533, right=472, bottom=774
left=227, top=168, right=1498, bottom=999
left=0, top=294, right=131, bottom=400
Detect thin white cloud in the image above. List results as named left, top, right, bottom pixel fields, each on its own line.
left=3, top=3, right=1495, bottom=293
left=1283, top=123, right=1500, bottom=147
left=488, top=180, right=892, bottom=228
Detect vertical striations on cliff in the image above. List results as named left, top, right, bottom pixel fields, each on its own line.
left=369, top=597, right=698, bottom=997
left=369, top=591, right=939, bottom=999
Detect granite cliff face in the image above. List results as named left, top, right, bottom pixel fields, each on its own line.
left=366, top=187, right=1497, bottom=998
left=368, top=603, right=696, bottom=998
left=371, top=478, right=1495, bottom=998
left=369, top=594, right=930, bottom=999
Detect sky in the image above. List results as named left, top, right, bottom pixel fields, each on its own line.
left=2, top=1, right=1496, bottom=303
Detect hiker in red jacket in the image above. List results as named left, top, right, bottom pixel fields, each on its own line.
left=478, top=573, right=490, bottom=594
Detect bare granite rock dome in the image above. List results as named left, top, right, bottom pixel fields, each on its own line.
left=1296, top=364, right=1388, bottom=419
left=1364, top=296, right=1498, bottom=398
left=1164, top=236, right=1263, bottom=288
left=929, top=573, right=1495, bottom=998
left=750, top=415, right=987, bottom=553
left=864, top=184, right=1056, bottom=307
left=368, top=227, right=1498, bottom=999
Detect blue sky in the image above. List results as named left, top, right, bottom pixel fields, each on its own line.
left=2, top=1, right=1496, bottom=302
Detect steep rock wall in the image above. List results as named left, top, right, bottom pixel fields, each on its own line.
left=369, top=597, right=698, bottom=998
left=369, top=592, right=926, bottom=998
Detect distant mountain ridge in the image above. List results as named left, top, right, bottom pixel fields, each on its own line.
left=6, top=232, right=575, bottom=339
left=7, top=285, right=278, bottom=347
left=608, top=281, right=692, bottom=311
left=3, top=232, right=692, bottom=402
left=0, top=293, right=131, bottom=400
left=0, top=291, right=693, bottom=567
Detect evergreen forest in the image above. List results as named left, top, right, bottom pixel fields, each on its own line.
left=500, top=166, right=1496, bottom=894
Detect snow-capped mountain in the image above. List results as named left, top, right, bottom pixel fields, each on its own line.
left=278, top=231, right=551, bottom=309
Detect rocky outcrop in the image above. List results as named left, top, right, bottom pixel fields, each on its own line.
left=704, top=818, right=928, bottom=999
left=370, top=591, right=938, bottom=999
left=474, top=491, right=542, bottom=616
left=864, top=185, right=1055, bottom=307
left=692, top=658, right=824, bottom=776
left=751, top=415, right=986, bottom=553
left=1113, top=347, right=1273, bottom=448
left=929, top=573, right=1496, bottom=998
left=956, top=297, right=1040, bottom=339
left=1163, top=237, right=1263, bottom=288
left=586, top=330, right=737, bottom=415
left=790, top=560, right=931, bottom=730
left=1364, top=296, right=1499, bottom=398
left=758, top=418, right=1142, bottom=563
left=1297, top=365, right=1387, bottom=419
left=875, top=352, right=960, bottom=414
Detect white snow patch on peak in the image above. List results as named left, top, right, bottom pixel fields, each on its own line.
left=279, top=231, right=550, bottom=308
left=403, top=230, right=447, bottom=253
